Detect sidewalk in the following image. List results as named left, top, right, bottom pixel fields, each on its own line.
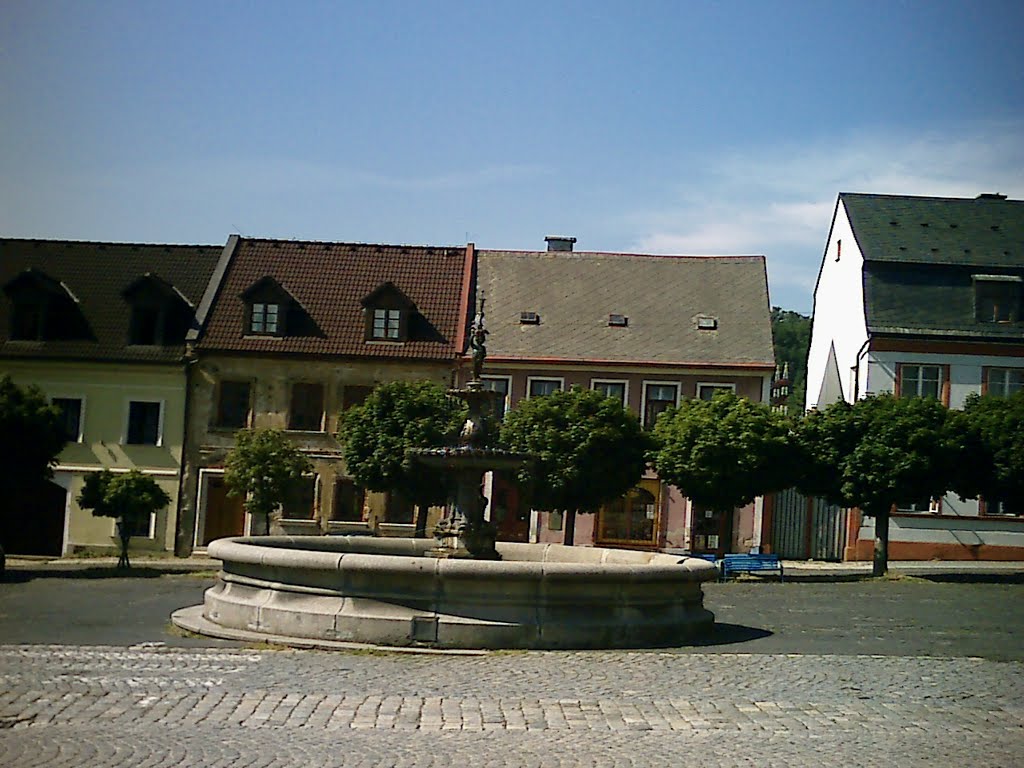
left=4, top=554, right=219, bottom=573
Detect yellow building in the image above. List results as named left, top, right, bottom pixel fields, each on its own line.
left=0, top=239, right=222, bottom=556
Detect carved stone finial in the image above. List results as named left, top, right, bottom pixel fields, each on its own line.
left=469, top=294, right=488, bottom=381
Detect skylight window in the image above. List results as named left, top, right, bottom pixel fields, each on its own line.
left=696, top=316, right=718, bottom=331
left=608, top=314, right=628, bottom=327
left=520, top=311, right=540, bottom=325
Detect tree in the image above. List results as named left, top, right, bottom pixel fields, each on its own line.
left=224, top=428, right=313, bottom=535
left=499, top=387, right=649, bottom=546
left=961, top=391, right=1024, bottom=515
left=0, top=375, right=66, bottom=501
left=797, top=394, right=965, bottom=576
left=770, top=307, right=811, bottom=413
left=649, top=390, right=797, bottom=527
left=337, top=380, right=466, bottom=537
left=77, top=469, right=171, bottom=569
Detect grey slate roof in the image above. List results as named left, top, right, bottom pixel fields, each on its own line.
left=0, top=239, right=222, bottom=363
left=476, top=250, right=774, bottom=367
left=840, top=194, right=1024, bottom=340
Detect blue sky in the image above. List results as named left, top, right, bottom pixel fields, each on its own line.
left=2, top=1, right=1022, bottom=313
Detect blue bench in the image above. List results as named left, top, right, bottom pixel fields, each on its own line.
left=721, top=553, right=784, bottom=582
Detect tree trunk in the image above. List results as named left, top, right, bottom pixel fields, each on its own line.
left=117, top=521, right=131, bottom=570
left=562, top=509, right=576, bottom=547
left=872, top=506, right=889, bottom=577
left=414, top=500, right=429, bottom=538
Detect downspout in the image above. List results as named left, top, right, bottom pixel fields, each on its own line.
left=851, top=338, right=870, bottom=401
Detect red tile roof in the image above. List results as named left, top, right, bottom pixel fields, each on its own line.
left=198, top=239, right=469, bottom=361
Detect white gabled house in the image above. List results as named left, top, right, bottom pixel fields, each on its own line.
left=804, top=192, right=1024, bottom=560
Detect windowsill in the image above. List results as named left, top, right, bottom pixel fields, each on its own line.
left=284, top=428, right=327, bottom=435
left=242, top=334, right=285, bottom=340
left=365, top=339, right=406, bottom=345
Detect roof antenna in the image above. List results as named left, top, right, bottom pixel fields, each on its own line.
left=231, top=223, right=248, bottom=237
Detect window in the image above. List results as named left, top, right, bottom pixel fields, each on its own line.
left=332, top=478, right=366, bottom=522
left=986, top=368, right=1024, bottom=398
left=896, top=498, right=939, bottom=514
left=384, top=490, right=414, bottom=524
left=597, top=486, right=658, bottom=545
left=52, top=397, right=83, bottom=442
left=527, top=378, right=562, bottom=398
left=481, top=376, right=511, bottom=420
left=974, top=276, right=1021, bottom=323
left=215, top=381, right=251, bottom=429
left=643, top=382, right=678, bottom=427
left=281, top=476, right=317, bottom=520
left=129, top=305, right=162, bottom=345
left=342, top=385, right=374, bottom=411
left=981, top=497, right=1023, bottom=517
left=288, top=382, right=325, bottom=431
left=250, top=302, right=280, bottom=334
left=371, top=308, right=402, bottom=340
left=126, top=401, right=162, bottom=445
left=592, top=380, right=627, bottom=407
left=697, top=383, right=735, bottom=401
left=608, top=314, right=628, bottom=327
left=121, top=511, right=155, bottom=539
left=897, top=365, right=944, bottom=400
left=10, top=301, right=45, bottom=340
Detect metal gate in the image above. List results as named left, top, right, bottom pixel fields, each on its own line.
left=770, top=488, right=847, bottom=561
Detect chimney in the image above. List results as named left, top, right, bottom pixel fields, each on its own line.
left=545, top=236, right=576, bottom=252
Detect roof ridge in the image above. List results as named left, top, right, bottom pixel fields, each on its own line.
left=0, top=238, right=219, bottom=249
left=478, top=249, right=765, bottom=261
left=239, top=237, right=464, bottom=250
left=841, top=192, right=1022, bottom=203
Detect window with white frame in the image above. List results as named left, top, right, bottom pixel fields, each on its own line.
left=250, top=302, right=280, bottom=334
left=371, top=308, right=402, bottom=340
left=896, top=497, right=940, bottom=514
left=898, top=364, right=943, bottom=400
left=696, top=383, right=735, bottom=401
left=52, top=397, right=83, bottom=442
left=643, top=382, right=678, bottom=427
left=986, top=368, right=1024, bottom=398
left=481, top=376, right=512, bottom=420
left=592, top=380, right=627, bottom=407
left=527, top=377, right=562, bottom=398
left=126, top=401, right=162, bottom=445
left=120, top=510, right=156, bottom=538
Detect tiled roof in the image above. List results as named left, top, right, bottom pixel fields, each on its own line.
left=197, top=239, right=468, bottom=361
left=841, top=194, right=1024, bottom=340
left=842, top=193, right=1023, bottom=267
left=0, top=239, right=222, bottom=363
left=475, top=250, right=775, bottom=367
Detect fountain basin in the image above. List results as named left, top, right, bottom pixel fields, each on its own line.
left=183, top=536, right=717, bottom=649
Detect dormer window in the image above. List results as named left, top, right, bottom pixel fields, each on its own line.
left=608, top=314, right=628, bottom=327
left=4, top=268, right=89, bottom=342
left=372, top=308, right=402, bottom=340
left=361, top=282, right=416, bottom=343
left=520, top=311, right=540, bottom=325
left=251, top=302, right=280, bottom=334
left=696, top=316, right=718, bottom=330
left=123, top=273, right=193, bottom=346
left=241, top=277, right=303, bottom=338
left=973, top=275, right=1021, bottom=323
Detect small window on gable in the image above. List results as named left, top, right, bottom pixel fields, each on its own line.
left=973, top=275, right=1021, bottom=323
left=123, top=273, right=193, bottom=346
left=696, top=316, right=718, bottom=331
left=241, top=277, right=298, bottom=337
left=361, top=282, right=416, bottom=342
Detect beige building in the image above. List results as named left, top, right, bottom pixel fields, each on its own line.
left=176, top=237, right=473, bottom=555
left=0, top=239, right=222, bottom=556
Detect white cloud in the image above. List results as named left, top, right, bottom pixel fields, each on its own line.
left=626, top=119, right=1024, bottom=312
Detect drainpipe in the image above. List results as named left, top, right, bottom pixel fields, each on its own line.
left=851, top=339, right=870, bottom=402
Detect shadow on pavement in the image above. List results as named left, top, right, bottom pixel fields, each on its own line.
left=2, top=566, right=183, bottom=582
left=687, top=622, right=773, bottom=647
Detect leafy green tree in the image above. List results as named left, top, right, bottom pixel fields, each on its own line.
left=649, top=390, right=797, bottom=527
left=771, top=307, right=811, bottom=413
left=961, top=391, right=1024, bottom=515
left=797, top=394, right=966, bottom=576
left=77, top=469, right=171, bottom=569
left=337, top=381, right=466, bottom=536
left=224, top=428, right=313, bottom=535
left=500, top=387, right=649, bottom=546
left=0, top=375, right=66, bottom=502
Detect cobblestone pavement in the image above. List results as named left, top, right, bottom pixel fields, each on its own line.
left=1, top=645, right=1022, bottom=767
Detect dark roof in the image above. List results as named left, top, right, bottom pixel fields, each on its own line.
left=840, top=194, right=1024, bottom=340
left=0, top=239, right=222, bottom=363
left=197, top=239, right=469, bottom=361
left=476, top=250, right=775, bottom=368
left=842, top=193, right=1024, bottom=268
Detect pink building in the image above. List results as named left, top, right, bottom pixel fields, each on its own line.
left=460, top=237, right=775, bottom=556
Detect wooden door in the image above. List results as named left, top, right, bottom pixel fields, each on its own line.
left=202, top=475, right=245, bottom=545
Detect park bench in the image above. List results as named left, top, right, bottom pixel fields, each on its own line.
left=721, top=553, right=784, bottom=582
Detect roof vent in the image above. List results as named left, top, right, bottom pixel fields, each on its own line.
left=608, top=314, right=628, bottom=327
left=545, top=236, right=576, bottom=252
left=696, top=316, right=718, bottom=331
left=976, top=193, right=1007, bottom=201
left=520, top=311, right=540, bottom=325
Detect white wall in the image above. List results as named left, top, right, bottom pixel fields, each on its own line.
left=866, top=350, right=1019, bottom=409
left=805, top=198, right=869, bottom=410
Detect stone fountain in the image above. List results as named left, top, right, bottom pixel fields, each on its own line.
left=172, top=300, right=718, bottom=649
